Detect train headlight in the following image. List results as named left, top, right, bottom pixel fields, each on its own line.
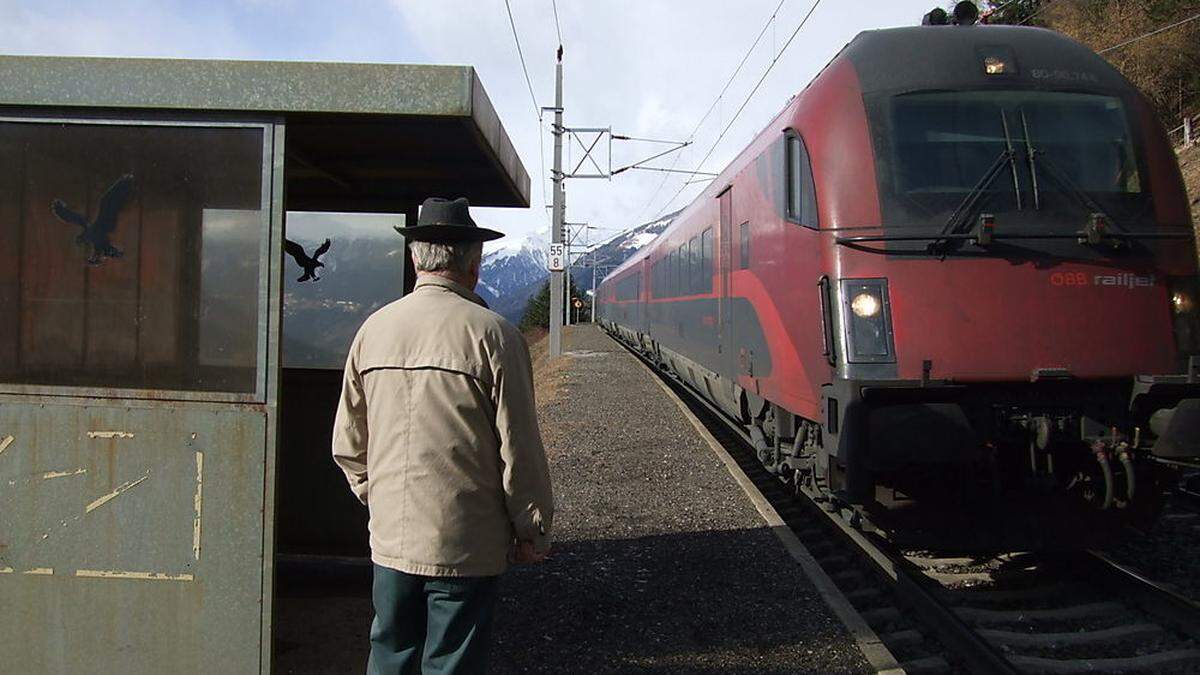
left=851, top=292, right=881, bottom=318
left=1170, top=276, right=1200, bottom=358
left=1173, top=290, right=1195, bottom=314
left=840, top=279, right=896, bottom=363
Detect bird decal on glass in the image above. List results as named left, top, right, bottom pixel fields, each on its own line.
left=284, top=238, right=331, bottom=282
left=50, top=173, right=134, bottom=266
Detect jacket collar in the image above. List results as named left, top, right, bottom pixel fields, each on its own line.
left=414, top=275, right=489, bottom=309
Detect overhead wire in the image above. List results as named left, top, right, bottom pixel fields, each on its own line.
left=551, top=0, right=563, bottom=47
left=652, top=0, right=824, bottom=220
left=502, top=0, right=553, bottom=227
left=629, top=0, right=790, bottom=228
left=1097, top=11, right=1200, bottom=54
left=1016, top=1, right=1052, bottom=26
left=504, top=0, right=542, bottom=118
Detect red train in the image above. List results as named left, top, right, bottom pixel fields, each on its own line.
left=598, top=23, right=1200, bottom=545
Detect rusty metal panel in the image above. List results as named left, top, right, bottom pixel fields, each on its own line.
left=0, top=400, right=268, bottom=672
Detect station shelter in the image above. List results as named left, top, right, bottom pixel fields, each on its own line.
left=0, top=55, right=530, bottom=673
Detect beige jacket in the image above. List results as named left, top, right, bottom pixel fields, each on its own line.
left=332, top=276, right=554, bottom=577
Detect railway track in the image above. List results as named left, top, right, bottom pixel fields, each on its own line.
left=618, top=337, right=1200, bottom=674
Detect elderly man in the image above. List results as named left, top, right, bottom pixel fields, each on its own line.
left=332, top=197, right=554, bottom=674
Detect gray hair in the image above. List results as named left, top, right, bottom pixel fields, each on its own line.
left=409, top=240, right=483, bottom=276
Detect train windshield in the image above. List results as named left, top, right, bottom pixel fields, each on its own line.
left=884, top=90, right=1149, bottom=227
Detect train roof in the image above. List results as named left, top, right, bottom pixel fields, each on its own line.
left=843, top=25, right=1131, bottom=96
left=602, top=24, right=1135, bottom=285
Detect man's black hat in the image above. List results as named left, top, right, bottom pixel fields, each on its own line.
left=398, top=197, right=504, bottom=243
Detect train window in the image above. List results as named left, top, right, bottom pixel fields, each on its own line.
left=615, top=272, right=641, bottom=301
left=688, top=237, right=699, bottom=295
left=785, top=132, right=819, bottom=228
left=667, top=247, right=676, bottom=294
left=676, top=245, right=685, bottom=294
left=739, top=222, right=750, bottom=269
left=700, top=228, right=713, bottom=293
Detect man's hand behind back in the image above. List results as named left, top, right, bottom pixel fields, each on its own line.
left=510, top=540, right=550, bottom=564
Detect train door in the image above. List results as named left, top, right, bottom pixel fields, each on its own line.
left=718, top=187, right=734, bottom=378
left=0, top=117, right=283, bottom=672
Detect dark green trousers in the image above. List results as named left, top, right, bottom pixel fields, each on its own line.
left=367, top=564, right=500, bottom=675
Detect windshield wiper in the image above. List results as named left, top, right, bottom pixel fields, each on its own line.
left=1019, top=109, right=1132, bottom=248
left=926, top=111, right=1023, bottom=256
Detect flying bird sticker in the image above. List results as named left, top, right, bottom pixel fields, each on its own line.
left=50, top=174, right=134, bottom=266
left=284, top=238, right=332, bottom=282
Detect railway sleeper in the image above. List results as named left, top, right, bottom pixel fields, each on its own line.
left=879, top=628, right=926, bottom=649
left=898, top=655, right=952, bottom=674
left=954, top=601, right=1124, bottom=625
left=938, top=583, right=1082, bottom=605
left=978, top=622, right=1164, bottom=649
left=1006, top=648, right=1200, bottom=674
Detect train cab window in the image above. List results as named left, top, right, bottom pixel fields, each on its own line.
left=700, top=227, right=713, bottom=294
left=884, top=90, right=1144, bottom=224
left=739, top=221, right=751, bottom=269
left=785, top=132, right=819, bottom=228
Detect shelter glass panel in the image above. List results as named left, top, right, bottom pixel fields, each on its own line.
left=283, top=212, right=405, bottom=369
left=0, top=120, right=266, bottom=393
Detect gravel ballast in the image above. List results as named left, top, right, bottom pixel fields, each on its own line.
left=489, top=326, right=870, bottom=674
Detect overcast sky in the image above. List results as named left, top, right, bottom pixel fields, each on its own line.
left=1, top=0, right=942, bottom=248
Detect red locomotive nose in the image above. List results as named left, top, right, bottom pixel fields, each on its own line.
left=838, top=256, right=1179, bottom=382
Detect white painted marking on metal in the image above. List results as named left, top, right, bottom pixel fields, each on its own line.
left=22, top=568, right=53, bottom=576
left=41, top=468, right=88, bottom=480
left=193, top=451, right=203, bottom=561
left=86, top=431, right=135, bottom=439
left=74, top=569, right=194, bottom=582
left=85, top=471, right=150, bottom=513
left=0, top=435, right=13, bottom=455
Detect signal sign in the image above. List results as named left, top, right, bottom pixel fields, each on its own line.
left=548, top=243, right=565, bottom=271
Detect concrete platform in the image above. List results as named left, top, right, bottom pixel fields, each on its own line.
left=274, top=325, right=871, bottom=673
left=491, top=326, right=869, bottom=673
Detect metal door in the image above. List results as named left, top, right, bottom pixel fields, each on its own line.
left=0, top=117, right=283, bottom=673
left=718, top=187, right=734, bottom=377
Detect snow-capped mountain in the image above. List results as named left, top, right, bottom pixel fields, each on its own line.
left=479, top=235, right=550, bottom=322
left=476, top=210, right=681, bottom=324
left=574, top=209, right=680, bottom=293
